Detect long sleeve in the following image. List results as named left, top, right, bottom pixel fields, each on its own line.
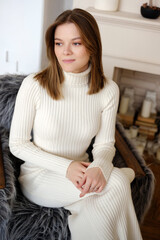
left=88, top=81, right=119, bottom=182
left=9, top=75, right=72, bottom=177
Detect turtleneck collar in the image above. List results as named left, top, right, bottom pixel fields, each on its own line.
left=63, top=65, right=91, bottom=87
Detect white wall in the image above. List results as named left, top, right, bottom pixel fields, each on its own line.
left=0, top=0, right=44, bottom=74
left=0, top=0, right=73, bottom=75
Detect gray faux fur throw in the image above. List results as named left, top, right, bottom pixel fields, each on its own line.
left=0, top=75, right=155, bottom=240
left=0, top=75, right=24, bottom=130
left=0, top=128, right=71, bottom=240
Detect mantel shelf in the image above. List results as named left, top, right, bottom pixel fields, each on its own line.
left=87, top=7, right=160, bottom=32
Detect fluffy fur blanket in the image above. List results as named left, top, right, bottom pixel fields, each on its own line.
left=0, top=75, right=155, bottom=240
left=0, top=128, right=71, bottom=240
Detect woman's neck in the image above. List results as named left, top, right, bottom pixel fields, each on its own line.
left=63, top=65, right=91, bottom=87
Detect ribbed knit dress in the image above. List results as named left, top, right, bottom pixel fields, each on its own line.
left=9, top=66, right=142, bottom=240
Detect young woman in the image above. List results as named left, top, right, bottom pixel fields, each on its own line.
left=9, top=8, right=142, bottom=240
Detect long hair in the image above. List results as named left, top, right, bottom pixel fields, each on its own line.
left=35, top=8, right=107, bottom=100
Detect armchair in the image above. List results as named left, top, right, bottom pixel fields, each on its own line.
left=0, top=75, right=154, bottom=240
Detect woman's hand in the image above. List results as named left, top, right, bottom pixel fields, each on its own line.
left=66, top=161, right=90, bottom=189
left=78, top=167, right=107, bottom=198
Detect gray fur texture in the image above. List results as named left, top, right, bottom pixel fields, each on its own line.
left=0, top=75, right=24, bottom=130
left=0, top=128, right=16, bottom=240
left=0, top=128, right=71, bottom=240
left=0, top=75, right=155, bottom=239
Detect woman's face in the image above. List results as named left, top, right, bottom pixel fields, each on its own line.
left=54, top=23, right=90, bottom=73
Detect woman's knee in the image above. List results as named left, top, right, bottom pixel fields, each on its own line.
left=107, top=167, right=132, bottom=197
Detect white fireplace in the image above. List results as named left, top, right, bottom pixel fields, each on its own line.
left=87, top=8, right=160, bottom=77
left=72, top=0, right=160, bottom=155
left=86, top=7, right=160, bottom=110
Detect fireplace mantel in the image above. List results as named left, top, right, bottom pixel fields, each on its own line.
left=88, top=8, right=160, bottom=79
left=88, top=7, right=160, bottom=32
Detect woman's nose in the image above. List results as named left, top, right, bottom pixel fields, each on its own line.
left=63, top=45, right=72, bottom=55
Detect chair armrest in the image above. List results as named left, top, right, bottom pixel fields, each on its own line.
left=115, top=128, right=145, bottom=177
left=0, top=135, right=5, bottom=189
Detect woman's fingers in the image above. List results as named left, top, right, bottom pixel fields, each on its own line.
left=95, top=185, right=103, bottom=193
left=67, top=162, right=106, bottom=195
left=78, top=172, right=85, bottom=179
left=77, top=175, right=86, bottom=189
left=81, top=162, right=91, bottom=167
left=80, top=162, right=90, bottom=173
left=89, top=186, right=99, bottom=193
left=80, top=179, right=91, bottom=198
left=66, top=161, right=89, bottom=184
left=79, top=168, right=107, bottom=196
left=75, top=162, right=89, bottom=175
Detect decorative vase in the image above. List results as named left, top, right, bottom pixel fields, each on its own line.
left=94, top=0, right=119, bottom=12
left=141, top=5, right=160, bottom=19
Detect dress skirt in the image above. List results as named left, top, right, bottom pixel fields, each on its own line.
left=19, top=165, right=142, bottom=240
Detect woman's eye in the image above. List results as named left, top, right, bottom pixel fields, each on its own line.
left=73, top=42, right=81, bottom=46
left=55, top=42, right=62, bottom=46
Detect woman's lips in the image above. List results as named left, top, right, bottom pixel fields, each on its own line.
left=62, top=59, right=75, bottom=63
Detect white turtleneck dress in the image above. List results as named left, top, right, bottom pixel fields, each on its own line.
left=9, top=67, right=142, bottom=240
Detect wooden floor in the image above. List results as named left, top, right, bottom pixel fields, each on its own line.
left=140, top=155, right=160, bottom=240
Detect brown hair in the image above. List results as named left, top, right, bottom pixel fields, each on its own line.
left=34, top=8, right=107, bottom=100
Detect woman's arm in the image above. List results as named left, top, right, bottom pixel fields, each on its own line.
left=9, top=75, right=72, bottom=177
left=78, top=81, right=120, bottom=197
left=87, top=81, right=119, bottom=180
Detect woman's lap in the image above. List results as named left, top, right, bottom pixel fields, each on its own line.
left=19, top=166, right=133, bottom=209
